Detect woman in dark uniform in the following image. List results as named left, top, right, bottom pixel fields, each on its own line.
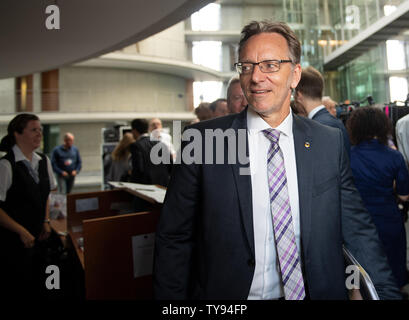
left=347, top=107, right=409, bottom=292
left=0, top=113, right=56, bottom=299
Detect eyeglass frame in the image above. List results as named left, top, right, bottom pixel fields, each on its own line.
left=234, top=59, right=293, bottom=74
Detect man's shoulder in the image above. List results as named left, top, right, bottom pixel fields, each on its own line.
left=313, top=113, right=349, bottom=140
left=295, top=114, right=343, bottom=144
left=187, top=113, right=239, bottom=132
left=132, top=136, right=156, bottom=151
left=296, top=114, right=339, bottom=131
left=314, top=109, right=343, bottom=127
left=51, top=145, right=63, bottom=153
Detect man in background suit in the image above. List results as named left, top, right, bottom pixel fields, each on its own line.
left=129, top=119, right=172, bottom=187
left=294, top=66, right=351, bottom=158
left=154, top=21, right=400, bottom=300
left=322, top=96, right=337, bottom=118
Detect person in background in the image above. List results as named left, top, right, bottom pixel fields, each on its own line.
left=290, top=99, right=307, bottom=117
left=322, top=96, right=337, bottom=118
left=396, top=113, right=409, bottom=166
left=226, top=76, right=248, bottom=114
left=294, top=66, right=351, bottom=158
left=149, top=118, right=176, bottom=160
left=51, top=132, right=82, bottom=194
left=209, top=98, right=229, bottom=118
left=347, top=107, right=409, bottom=294
left=105, top=132, right=135, bottom=183
left=193, top=102, right=213, bottom=122
left=130, top=119, right=172, bottom=187
left=0, top=113, right=57, bottom=298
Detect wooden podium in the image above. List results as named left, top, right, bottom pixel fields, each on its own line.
left=66, top=184, right=163, bottom=299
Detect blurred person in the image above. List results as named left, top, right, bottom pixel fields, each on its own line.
left=294, top=66, right=350, bottom=158
left=0, top=113, right=57, bottom=298
left=209, top=98, right=228, bottom=118
left=154, top=20, right=401, bottom=300
left=130, top=119, right=172, bottom=187
left=347, top=107, right=409, bottom=292
left=226, top=76, right=247, bottom=114
left=105, top=132, right=135, bottom=182
left=322, top=96, right=337, bottom=118
left=194, top=102, right=213, bottom=122
left=149, top=118, right=176, bottom=160
left=396, top=113, right=409, bottom=167
left=51, top=132, right=82, bottom=194
left=290, top=99, right=307, bottom=117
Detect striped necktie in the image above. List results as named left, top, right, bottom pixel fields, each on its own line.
left=262, top=128, right=305, bottom=300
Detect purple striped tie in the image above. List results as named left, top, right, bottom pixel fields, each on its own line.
left=262, top=128, right=305, bottom=300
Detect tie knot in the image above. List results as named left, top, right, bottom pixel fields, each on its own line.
left=262, top=128, right=280, bottom=144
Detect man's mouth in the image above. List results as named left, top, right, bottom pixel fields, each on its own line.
left=251, top=89, right=271, bottom=94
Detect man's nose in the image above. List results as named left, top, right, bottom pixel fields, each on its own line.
left=250, top=64, right=265, bottom=83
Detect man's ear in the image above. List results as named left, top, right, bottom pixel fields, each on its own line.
left=290, top=63, right=302, bottom=89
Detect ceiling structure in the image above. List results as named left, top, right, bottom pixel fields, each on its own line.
left=0, top=0, right=213, bottom=79
left=324, top=0, right=409, bottom=70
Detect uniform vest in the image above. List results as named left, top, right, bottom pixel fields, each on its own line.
left=0, top=151, right=50, bottom=246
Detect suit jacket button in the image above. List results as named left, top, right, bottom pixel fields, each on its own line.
left=247, top=259, right=255, bottom=267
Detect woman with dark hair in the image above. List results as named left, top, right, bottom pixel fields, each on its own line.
left=347, top=107, right=409, bottom=291
left=0, top=113, right=56, bottom=298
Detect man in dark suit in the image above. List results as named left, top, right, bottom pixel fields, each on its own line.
left=129, top=119, right=172, bottom=187
left=154, top=21, right=401, bottom=300
left=294, top=66, right=351, bottom=158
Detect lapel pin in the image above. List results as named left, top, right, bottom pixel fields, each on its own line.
left=304, top=142, right=310, bottom=148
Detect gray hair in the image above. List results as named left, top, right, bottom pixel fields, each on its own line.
left=238, top=20, right=301, bottom=64
left=226, top=76, right=241, bottom=100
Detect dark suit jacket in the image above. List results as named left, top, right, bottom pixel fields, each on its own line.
left=154, top=108, right=401, bottom=300
left=130, top=135, right=172, bottom=187
left=312, top=107, right=351, bottom=158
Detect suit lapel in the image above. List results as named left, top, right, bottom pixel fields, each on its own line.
left=293, top=115, right=313, bottom=256
left=230, top=108, right=255, bottom=256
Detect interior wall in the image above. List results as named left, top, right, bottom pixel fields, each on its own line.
left=59, top=67, right=187, bottom=113
left=0, top=78, right=15, bottom=114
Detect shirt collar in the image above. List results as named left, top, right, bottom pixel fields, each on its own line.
left=308, top=104, right=326, bottom=119
left=138, top=133, right=150, bottom=140
left=247, top=106, right=293, bottom=138
left=12, top=144, right=41, bottom=164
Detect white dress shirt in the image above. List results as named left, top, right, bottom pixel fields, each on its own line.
left=0, top=145, right=56, bottom=201
left=396, top=114, right=409, bottom=168
left=307, top=104, right=326, bottom=119
left=247, top=107, right=301, bottom=300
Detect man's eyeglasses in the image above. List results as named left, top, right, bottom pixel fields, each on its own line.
left=234, top=59, right=293, bottom=74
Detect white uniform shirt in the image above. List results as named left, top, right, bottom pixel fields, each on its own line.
left=0, top=145, right=56, bottom=201
left=396, top=114, right=409, bottom=168
left=247, top=108, right=301, bottom=300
